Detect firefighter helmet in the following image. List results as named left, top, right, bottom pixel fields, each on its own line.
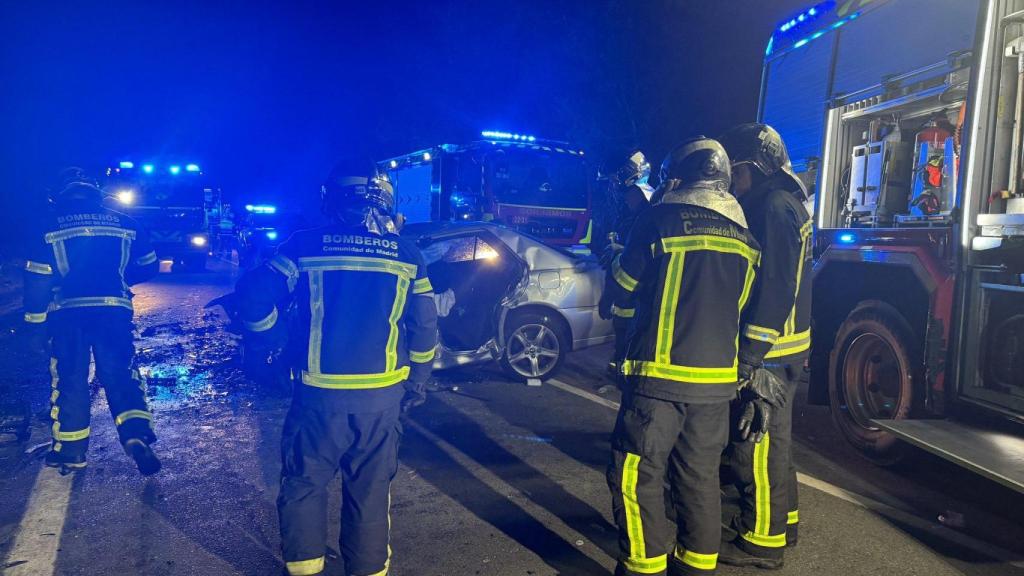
left=659, top=137, right=731, bottom=190
left=717, top=123, right=808, bottom=200
left=321, top=158, right=397, bottom=233
left=602, top=148, right=651, bottom=188
left=53, top=167, right=101, bottom=203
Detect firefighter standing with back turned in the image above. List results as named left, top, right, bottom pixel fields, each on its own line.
left=716, top=124, right=812, bottom=570
left=602, top=138, right=777, bottom=576
left=236, top=159, right=438, bottom=576
left=22, top=168, right=161, bottom=475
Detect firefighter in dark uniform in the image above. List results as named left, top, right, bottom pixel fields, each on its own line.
left=602, top=138, right=763, bottom=576
left=236, top=159, right=437, bottom=576
left=597, top=149, right=654, bottom=373
left=22, top=168, right=161, bottom=475
left=717, top=124, right=812, bottom=569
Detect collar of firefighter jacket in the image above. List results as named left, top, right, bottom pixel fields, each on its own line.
left=660, top=183, right=748, bottom=229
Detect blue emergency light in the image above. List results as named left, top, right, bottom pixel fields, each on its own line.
left=186, top=163, right=200, bottom=172
left=169, top=165, right=181, bottom=175
left=119, top=161, right=134, bottom=169
left=142, top=164, right=155, bottom=174
left=266, top=230, right=279, bottom=240
left=481, top=130, right=538, bottom=143
left=246, top=204, right=277, bottom=214
left=777, top=1, right=834, bottom=33
left=838, top=233, right=856, bottom=244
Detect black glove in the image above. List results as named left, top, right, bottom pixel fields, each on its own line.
left=599, top=242, right=624, bottom=268
left=736, top=368, right=789, bottom=443
left=737, top=361, right=756, bottom=390
left=401, top=381, right=426, bottom=414
left=737, top=394, right=772, bottom=443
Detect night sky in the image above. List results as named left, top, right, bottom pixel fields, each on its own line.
left=0, top=0, right=808, bottom=244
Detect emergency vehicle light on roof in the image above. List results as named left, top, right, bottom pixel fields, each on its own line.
left=119, top=161, right=134, bottom=169
left=777, top=1, right=834, bottom=33
left=773, top=10, right=859, bottom=54
left=246, top=204, right=277, bottom=214
left=186, top=163, right=200, bottom=172
left=142, top=164, right=154, bottom=174
left=481, top=130, right=538, bottom=143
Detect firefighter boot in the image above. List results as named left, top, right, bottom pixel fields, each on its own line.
left=718, top=540, right=784, bottom=570
left=124, top=438, right=161, bottom=476
left=44, top=449, right=87, bottom=475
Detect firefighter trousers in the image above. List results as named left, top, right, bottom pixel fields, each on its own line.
left=48, top=308, right=155, bottom=460
left=278, top=394, right=401, bottom=576
left=608, top=393, right=730, bottom=576
left=723, top=362, right=800, bottom=558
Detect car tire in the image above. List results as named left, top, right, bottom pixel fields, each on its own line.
left=828, top=300, right=918, bottom=465
left=500, top=311, right=569, bottom=382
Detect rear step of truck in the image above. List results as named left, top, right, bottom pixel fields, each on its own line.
left=872, top=419, right=1024, bottom=495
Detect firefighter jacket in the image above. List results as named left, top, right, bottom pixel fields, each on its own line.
left=22, top=199, right=159, bottom=325
left=738, top=175, right=813, bottom=366
left=605, top=190, right=761, bottom=404
left=236, top=224, right=438, bottom=410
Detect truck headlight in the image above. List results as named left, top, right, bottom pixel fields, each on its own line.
left=116, top=189, right=135, bottom=205
left=190, top=235, right=208, bottom=247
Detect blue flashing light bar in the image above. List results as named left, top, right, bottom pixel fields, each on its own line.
left=119, top=161, right=134, bottom=169
left=169, top=165, right=181, bottom=175
left=481, top=130, right=538, bottom=143
left=777, top=1, right=835, bottom=33
left=246, top=204, right=277, bottom=214
left=266, top=230, right=279, bottom=240
left=838, top=233, right=856, bottom=244
left=142, top=164, right=154, bottom=173
left=770, top=10, right=859, bottom=55
left=185, top=163, right=200, bottom=172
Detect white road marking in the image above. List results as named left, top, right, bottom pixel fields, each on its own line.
left=5, top=454, right=74, bottom=576
left=547, top=378, right=1024, bottom=570
left=406, top=419, right=615, bottom=567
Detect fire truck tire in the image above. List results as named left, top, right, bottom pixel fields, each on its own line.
left=500, top=311, right=569, bottom=382
left=828, top=300, right=919, bottom=465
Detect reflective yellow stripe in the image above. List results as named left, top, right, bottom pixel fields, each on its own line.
left=624, top=554, right=667, bottom=574
left=285, top=556, right=325, bottom=576
left=24, top=312, right=48, bottom=323
left=621, top=360, right=737, bottom=384
left=674, top=547, right=718, bottom=571
left=25, top=260, right=53, bottom=274
left=115, top=410, right=153, bottom=426
left=412, top=277, right=433, bottom=295
left=269, top=254, right=300, bottom=292
left=788, top=509, right=800, bottom=525
left=244, top=306, right=278, bottom=332
left=301, top=367, right=410, bottom=390
left=660, top=234, right=761, bottom=265
left=743, top=324, right=780, bottom=344
left=54, top=427, right=90, bottom=442
left=611, top=305, right=635, bottom=318
left=741, top=530, right=787, bottom=548
left=754, top=433, right=771, bottom=535
left=298, top=255, right=417, bottom=279
left=656, top=252, right=684, bottom=364
left=764, top=329, right=811, bottom=359
left=52, top=240, right=69, bottom=275
left=612, top=257, right=639, bottom=292
left=409, top=348, right=436, bottom=363
left=386, top=277, right=411, bottom=371
left=621, top=452, right=648, bottom=563
left=307, top=271, right=325, bottom=374
left=580, top=219, right=593, bottom=244
left=45, top=226, right=136, bottom=243
left=136, top=251, right=158, bottom=266
left=52, top=296, right=133, bottom=311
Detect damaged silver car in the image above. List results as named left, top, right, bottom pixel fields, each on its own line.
left=403, top=221, right=614, bottom=381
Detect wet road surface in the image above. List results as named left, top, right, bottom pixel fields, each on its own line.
left=1, top=262, right=1023, bottom=575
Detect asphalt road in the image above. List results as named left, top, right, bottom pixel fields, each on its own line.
left=0, top=261, right=1023, bottom=576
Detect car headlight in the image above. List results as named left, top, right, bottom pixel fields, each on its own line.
left=190, top=235, right=208, bottom=247
left=116, top=189, right=135, bottom=205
